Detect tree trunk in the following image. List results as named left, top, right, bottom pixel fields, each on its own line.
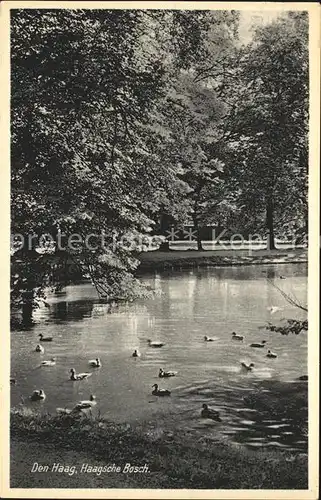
left=193, top=215, right=203, bottom=251
left=159, top=240, right=170, bottom=252
left=159, top=213, right=171, bottom=252
left=22, top=302, right=34, bottom=327
left=266, top=197, right=276, bottom=250
left=197, top=232, right=203, bottom=251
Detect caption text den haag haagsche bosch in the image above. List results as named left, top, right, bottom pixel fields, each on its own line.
left=31, top=462, right=150, bottom=476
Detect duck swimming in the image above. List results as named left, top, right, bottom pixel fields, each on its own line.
left=152, top=384, right=171, bottom=396
left=70, top=368, right=92, bottom=381
left=39, top=334, right=53, bottom=342
left=35, top=344, right=44, bottom=353
left=159, top=368, right=177, bottom=378
left=88, top=358, right=101, bottom=368
left=10, top=378, right=17, bottom=385
left=266, top=349, right=277, bottom=358
left=132, top=350, right=140, bottom=358
left=73, top=395, right=97, bottom=411
left=241, top=362, right=255, bottom=372
left=204, top=336, right=215, bottom=342
left=41, top=357, right=56, bottom=366
left=250, top=341, right=267, bottom=348
left=30, top=389, right=46, bottom=401
left=232, top=332, right=244, bottom=341
left=147, top=339, right=165, bottom=348
left=201, top=403, right=222, bottom=422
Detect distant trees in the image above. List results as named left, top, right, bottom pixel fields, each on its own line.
left=221, top=12, right=308, bottom=249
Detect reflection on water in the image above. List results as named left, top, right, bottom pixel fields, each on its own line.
left=11, top=263, right=308, bottom=452
left=49, top=300, right=94, bottom=322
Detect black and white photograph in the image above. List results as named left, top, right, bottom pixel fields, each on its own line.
left=1, top=1, right=319, bottom=497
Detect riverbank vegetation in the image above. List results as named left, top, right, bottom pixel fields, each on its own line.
left=11, top=405, right=307, bottom=489
left=11, top=10, right=308, bottom=315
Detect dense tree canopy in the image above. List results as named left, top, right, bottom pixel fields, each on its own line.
left=10, top=9, right=308, bottom=318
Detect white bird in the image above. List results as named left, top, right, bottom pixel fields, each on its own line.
left=70, top=368, right=92, bottom=381
left=204, top=336, right=216, bottom=342
left=73, top=395, right=97, bottom=411
left=241, top=362, right=255, bottom=372
left=35, top=344, right=44, bottom=353
left=232, top=332, right=244, bottom=341
left=88, top=358, right=101, bottom=368
left=268, top=306, right=283, bottom=314
left=159, top=368, right=177, bottom=378
left=266, top=349, right=277, bottom=358
left=41, top=357, right=56, bottom=366
left=30, top=389, right=46, bottom=401
left=147, top=339, right=165, bottom=348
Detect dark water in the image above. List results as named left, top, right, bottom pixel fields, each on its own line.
left=11, top=263, right=308, bottom=452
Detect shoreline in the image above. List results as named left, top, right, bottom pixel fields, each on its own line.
left=137, top=248, right=307, bottom=272
left=10, top=406, right=308, bottom=489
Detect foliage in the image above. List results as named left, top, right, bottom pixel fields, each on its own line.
left=219, top=12, right=309, bottom=246
left=11, top=9, right=238, bottom=312
left=10, top=9, right=309, bottom=316
left=266, top=318, right=308, bottom=336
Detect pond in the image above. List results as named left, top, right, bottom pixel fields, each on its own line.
left=11, top=263, right=308, bottom=452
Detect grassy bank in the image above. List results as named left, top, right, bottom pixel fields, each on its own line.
left=138, top=248, right=307, bottom=271
left=11, top=408, right=307, bottom=489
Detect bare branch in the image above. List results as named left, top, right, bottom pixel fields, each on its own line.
left=267, top=278, right=308, bottom=312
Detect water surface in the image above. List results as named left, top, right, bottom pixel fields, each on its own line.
left=11, top=263, right=308, bottom=451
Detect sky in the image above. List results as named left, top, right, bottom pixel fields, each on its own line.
left=238, top=11, right=282, bottom=45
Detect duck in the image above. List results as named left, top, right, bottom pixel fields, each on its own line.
left=250, top=340, right=267, bottom=348
left=88, top=358, right=101, bottom=368
left=298, top=375, right=308, bottom=381
left=35, top=344, right=44, bottom=353
left=232, top=332, right=244, bottom=341
left=132, top=350, right=140, bottom=358
left=152, top=384, right=171, bottom=396
left=41, top=357, right=56, bottom=366
left=69, top=368, right=92, bottom=381
left=38, top=333, right=53, bottom=342
left=159, top=368, right=177, bottom=378
left=268, top=306, right=282, bottom=314
left=73, top=395, right=97, bottom=411
left=30, top=389, right=46, bottom=401
left=280, top=276, right=286, bottom=280
left=10, top=378, right=17, bottom=385
left=201, top=403, right=222, bottom=422
left=204, top=336, right=215, bottom=342
left=266, top=349, right=277, bottom=358
left=147, top=339, right=165, bottom=348
left=241, top=362, right=255, bottom=372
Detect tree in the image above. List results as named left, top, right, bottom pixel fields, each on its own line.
left=219, top=12, right=308, bottom=248
left=11, top=9, right=239, bottom=317
left=153, top=15, right=239, bottom=250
